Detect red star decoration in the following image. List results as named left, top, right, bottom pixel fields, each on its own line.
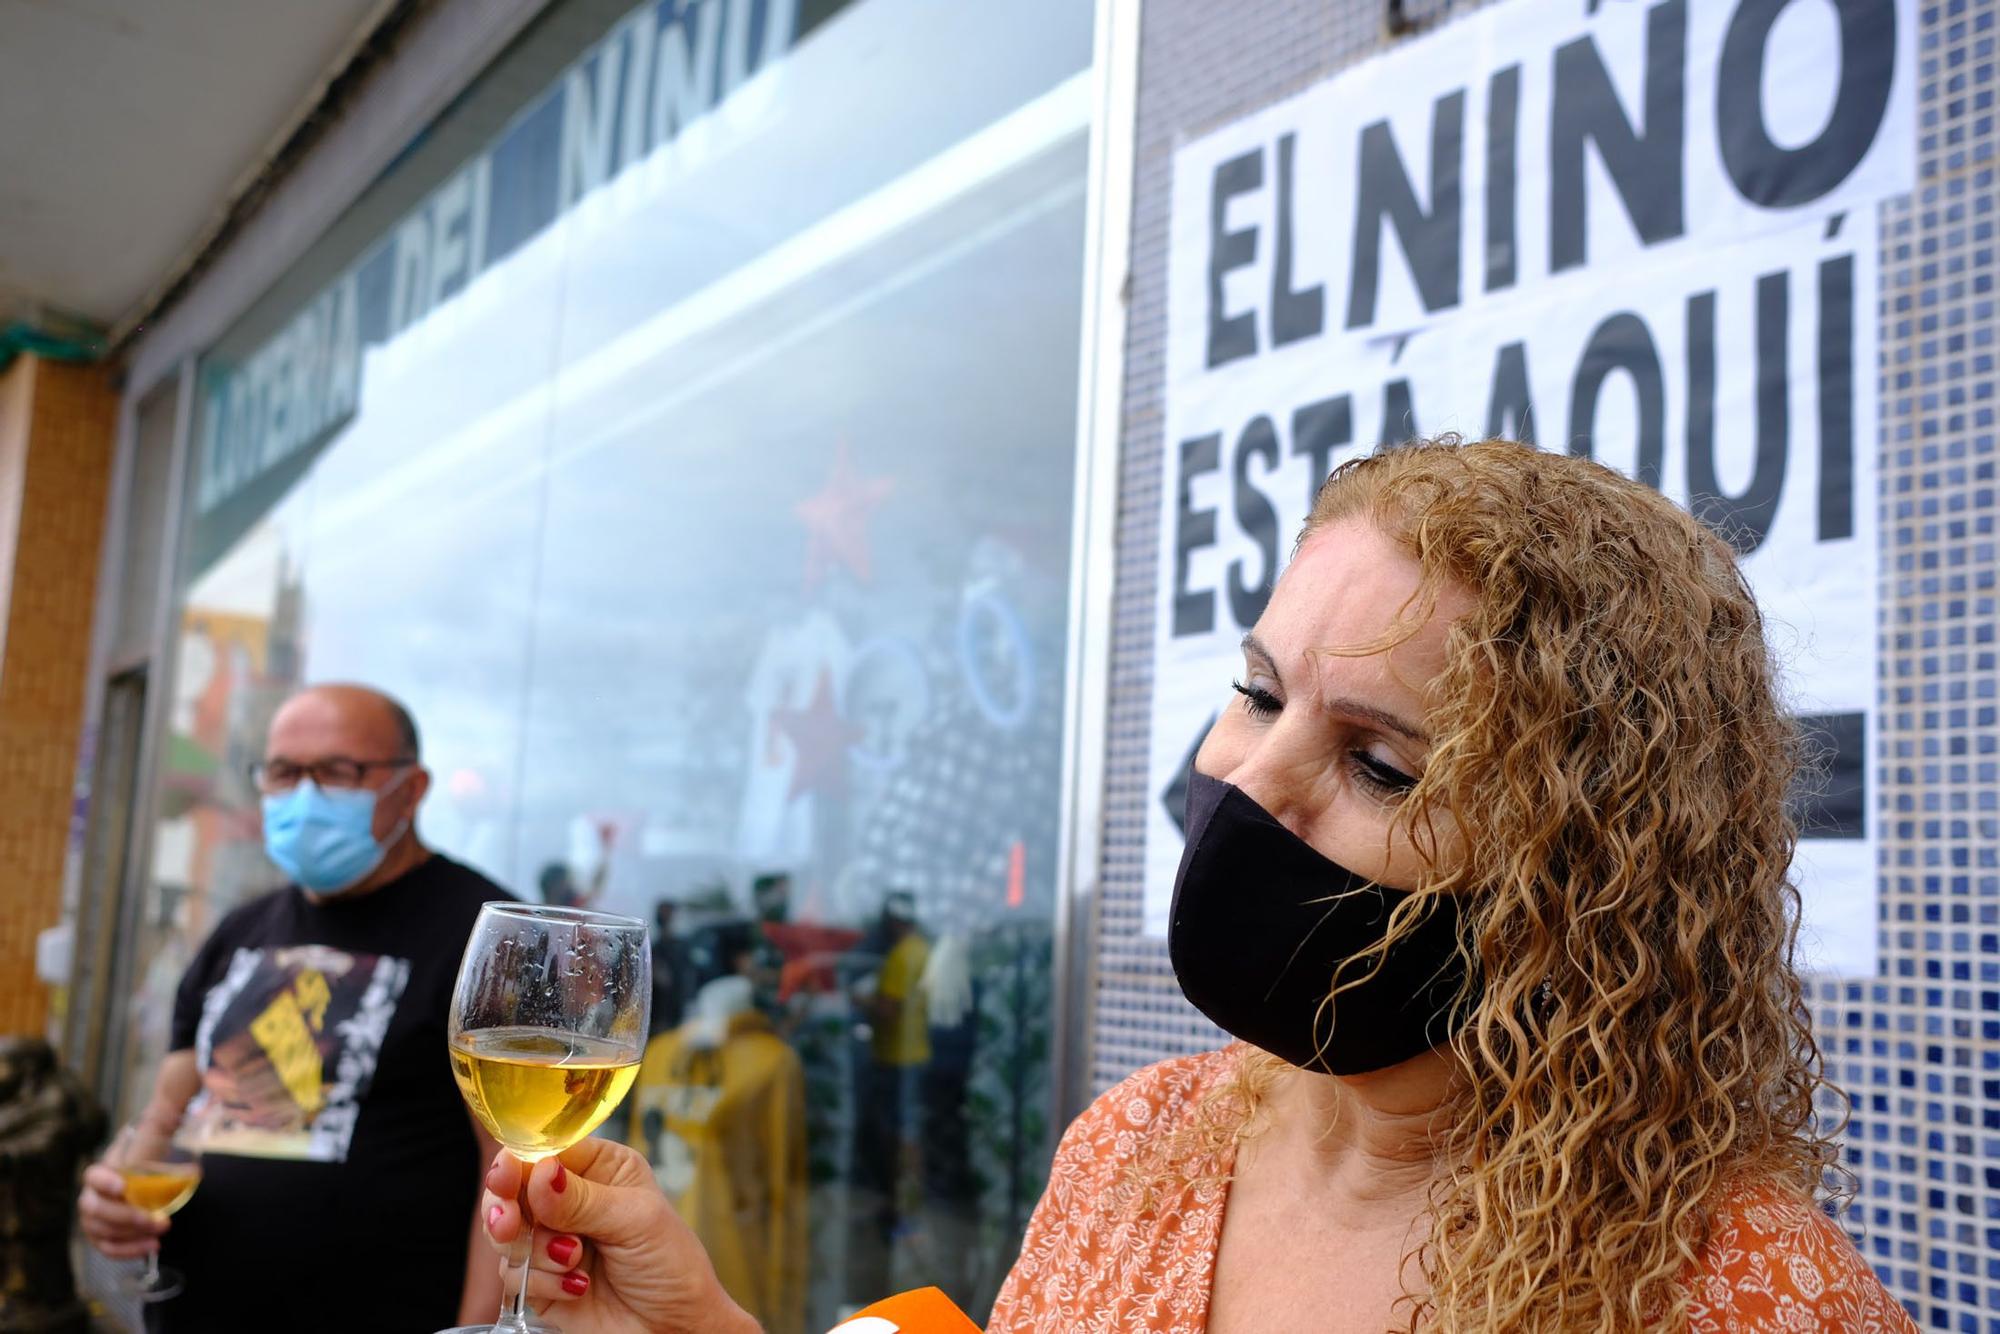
left=771, top=668, right=864, bottom=800
left=793, top=440, right=893, bottom=589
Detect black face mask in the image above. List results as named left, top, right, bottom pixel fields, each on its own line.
left=1167, top=770, right=1472, bottom=1075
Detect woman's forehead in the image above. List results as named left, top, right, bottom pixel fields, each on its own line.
left=1260, top=520, right=1472, bottom=665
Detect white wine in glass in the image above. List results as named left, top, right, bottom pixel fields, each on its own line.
left=441, top=903, right=649, bottom=1334
left=449, top=1028, right=640, bottom=1159
left=111, top=1122, right=204, bottom=1302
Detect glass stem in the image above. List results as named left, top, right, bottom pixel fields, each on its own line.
left=509, top=1220, right=537, bottom=1329
left=145, top=1249, right=161, bottom=1288
left=497, top=1172, right=538, bottom=1332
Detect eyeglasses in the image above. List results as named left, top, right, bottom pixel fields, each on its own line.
left=249, top=757, right=415, bottom=792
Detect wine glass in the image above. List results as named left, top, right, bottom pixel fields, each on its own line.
left=109, top=1119, right=205, bottom=1302
left=441, top=903, right=650, bottom=1334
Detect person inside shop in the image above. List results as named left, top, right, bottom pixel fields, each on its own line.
left=741, top=871, right=792, bottom=1018
left=914, top=929, right=980, bottom=1303
left=538, top=821, right=615, bottom=910
left=751, top=871, right=792, bottom=928
left=538, top=858, right=604, bottom=910
left=78, top=683, right=512, bottom=1332
left=627, top=971, right=808, bottom=1331
left=847, top=889, right=930, bottom=1297
left=648, top=896, right=695, bottom=1037
left=465, top=440, right=1917, bottom=1330
left=684, top=918, right=759, bottom=1000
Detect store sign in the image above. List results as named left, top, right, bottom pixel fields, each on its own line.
left=1145, top=0, right=1914, bottom=976
left=194, top=0, right=801, bottom=521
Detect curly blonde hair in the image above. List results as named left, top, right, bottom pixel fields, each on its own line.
left=1160, top=437, right=1840, bottom=1331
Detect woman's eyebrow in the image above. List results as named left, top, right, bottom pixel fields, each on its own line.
left=1239, top=633, right=1280, bottom=686
left=1242, top=632, right=1429, bottom=743
left=1318, top=695, right=1430, bottom=745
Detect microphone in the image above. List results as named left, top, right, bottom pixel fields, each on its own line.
left=826, top=1287, right=983, bottom=1333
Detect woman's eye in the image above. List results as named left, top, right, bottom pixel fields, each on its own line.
left=1350, top=751, right=1418, bottom=796
left=1231, top=679, right=1282, bottom=718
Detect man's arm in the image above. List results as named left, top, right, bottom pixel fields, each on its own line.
left=456, top=1119, right=506, bottom=1324
left=137, top=1049, right=203, bottom=1134
left=78, top=1050, right=202, bottom=1258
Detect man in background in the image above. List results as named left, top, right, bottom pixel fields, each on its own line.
left=78, top=684, right=509, bottom=1332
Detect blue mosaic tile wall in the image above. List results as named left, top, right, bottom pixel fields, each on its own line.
left=1819, top=2, right=2000, bottom=1326
left=1087, top=0, right=1996, bottom=1324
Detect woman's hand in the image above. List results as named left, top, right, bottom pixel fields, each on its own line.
left=482, top=1138, right=759, bottom=1334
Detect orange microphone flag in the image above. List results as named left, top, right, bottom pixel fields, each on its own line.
left=826, top=1287, right=982, bottom=1333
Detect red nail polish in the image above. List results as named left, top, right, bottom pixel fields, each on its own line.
left=561, top=1271, right=589, bottom=1296
left=487, top=1204, right=503, bottom=1231
left=550, top=1161, right=567, bottom=1194
left=547, top=1236, right=579, bottom=1265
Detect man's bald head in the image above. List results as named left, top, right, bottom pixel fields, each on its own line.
left=268, top=684, right=421, bottom=763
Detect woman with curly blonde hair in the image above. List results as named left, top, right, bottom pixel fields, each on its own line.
left=464, top=438, right=1912, bottom=1332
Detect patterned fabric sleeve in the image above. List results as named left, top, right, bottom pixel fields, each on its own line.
left=1685, top=1188, right=1921, bottom=1333
left=987, top=1048, right=1235, bottom=1334
left=986, top=1078, right=1111, bottom=1330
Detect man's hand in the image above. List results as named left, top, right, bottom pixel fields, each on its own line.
left=79, top=1051, right=201, bottom=1260
left=78, top=1162, right=168, bottom=1259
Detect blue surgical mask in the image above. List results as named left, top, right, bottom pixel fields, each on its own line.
left=261, top=775, right=410, bottom=895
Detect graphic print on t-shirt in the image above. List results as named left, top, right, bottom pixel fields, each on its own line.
left=191, top=943, right=411, bottom=1162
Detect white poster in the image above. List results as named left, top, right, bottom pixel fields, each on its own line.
left=1144, top=0, right=1915, bottom=978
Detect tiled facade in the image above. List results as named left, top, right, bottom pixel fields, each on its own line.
left=1822, top=1, right=2000, bottom=1324
left=0, top=356, right=115, bottom=1036
left=1088, top=1, right=1996, bottom=1327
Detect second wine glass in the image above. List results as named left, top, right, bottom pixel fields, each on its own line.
left=110, top=1117, right=206, bottom=1303
left=443, top=902, right=650, bottom=1334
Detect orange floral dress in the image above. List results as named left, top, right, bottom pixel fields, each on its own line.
left=989, top=1047, right=1917, bottom=1332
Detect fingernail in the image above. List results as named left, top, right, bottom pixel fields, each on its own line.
left=547, top=1236, right=579, bottom=1265
left=487, top=1204, right=504, bottom=1231
left=550, top=1161, right=567, bottom=1194
left=561, top=1271, right=589, bottom=1296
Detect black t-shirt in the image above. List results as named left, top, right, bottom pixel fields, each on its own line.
left=150, top=854, right=510, bottom=1333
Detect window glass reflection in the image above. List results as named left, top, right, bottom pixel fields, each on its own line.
left=525, top=141, right=1084, bottom=1322
left=133, top=1, right=1089, bottom=1328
